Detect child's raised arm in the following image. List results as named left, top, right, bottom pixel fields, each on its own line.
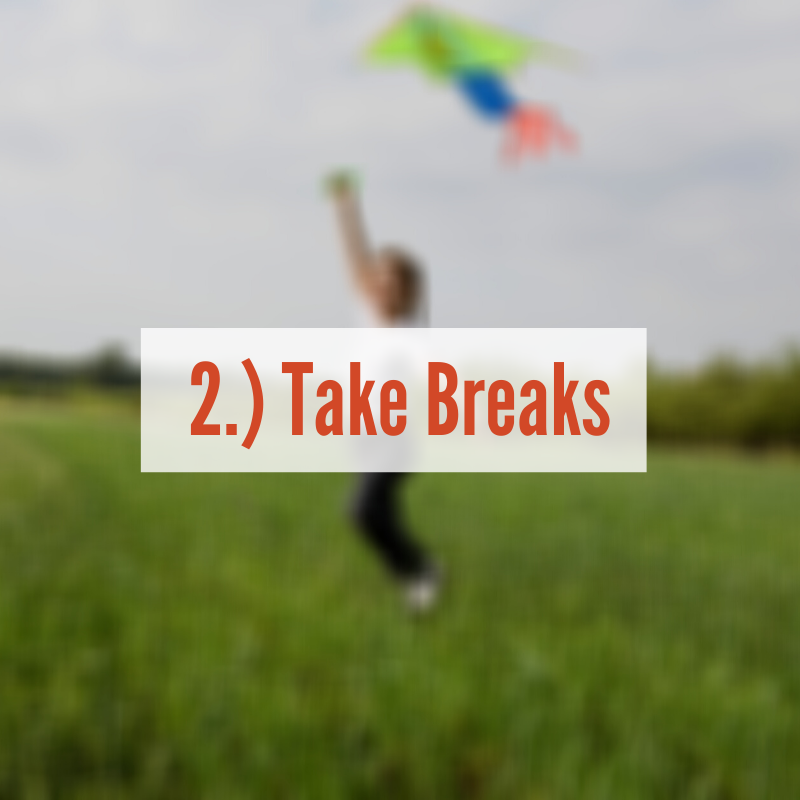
left=326, top=171, right=376, bottom=300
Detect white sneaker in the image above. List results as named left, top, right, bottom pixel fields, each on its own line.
left=403, top=568, right=442, bottom=615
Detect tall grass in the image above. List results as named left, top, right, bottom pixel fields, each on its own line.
left=0, top=402, right=799, bottom=798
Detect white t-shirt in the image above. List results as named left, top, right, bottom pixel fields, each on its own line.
left=352, top=299, right=427, bottom=471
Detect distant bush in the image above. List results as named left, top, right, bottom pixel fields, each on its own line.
left=0, top=345, right=139, bottom=397
left=649, top=350, right=800, bottom=448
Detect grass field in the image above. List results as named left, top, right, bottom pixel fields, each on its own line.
left=0, top=398, right=798, bottom=799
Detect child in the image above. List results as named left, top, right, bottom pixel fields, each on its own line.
left=326, top=172, right=440, bottom=613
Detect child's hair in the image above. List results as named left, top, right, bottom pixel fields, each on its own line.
left=380, top=245, right=424, bottom=316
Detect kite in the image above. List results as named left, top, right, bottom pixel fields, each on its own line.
left=367, top=4, right=578, bottom=161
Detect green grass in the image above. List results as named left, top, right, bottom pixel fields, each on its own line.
left=1, top=399, right=799, bottom=799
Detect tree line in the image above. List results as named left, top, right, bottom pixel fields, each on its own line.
left=2, top=346, right=799, bottom=448
left=649, top=349, right=800, bottom=448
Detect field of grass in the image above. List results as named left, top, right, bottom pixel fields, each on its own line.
left=0, top=398, right=798, bottom=799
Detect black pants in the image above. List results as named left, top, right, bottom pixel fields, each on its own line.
left=351, top=473, right=428, bottom=579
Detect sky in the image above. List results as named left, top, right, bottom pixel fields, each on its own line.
left=1, top=0, right=798, bottom=365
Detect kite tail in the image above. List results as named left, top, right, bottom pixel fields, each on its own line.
left=502, top=104, right=578, bottom=161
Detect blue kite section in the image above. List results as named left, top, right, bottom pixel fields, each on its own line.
left=456, top=71, right=519, bottom=120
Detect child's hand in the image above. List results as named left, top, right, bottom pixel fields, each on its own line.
left=324, top=169, right=359, bottom=200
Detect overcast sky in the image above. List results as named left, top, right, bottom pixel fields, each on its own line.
left=1, top=0, right=798, bottom=365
